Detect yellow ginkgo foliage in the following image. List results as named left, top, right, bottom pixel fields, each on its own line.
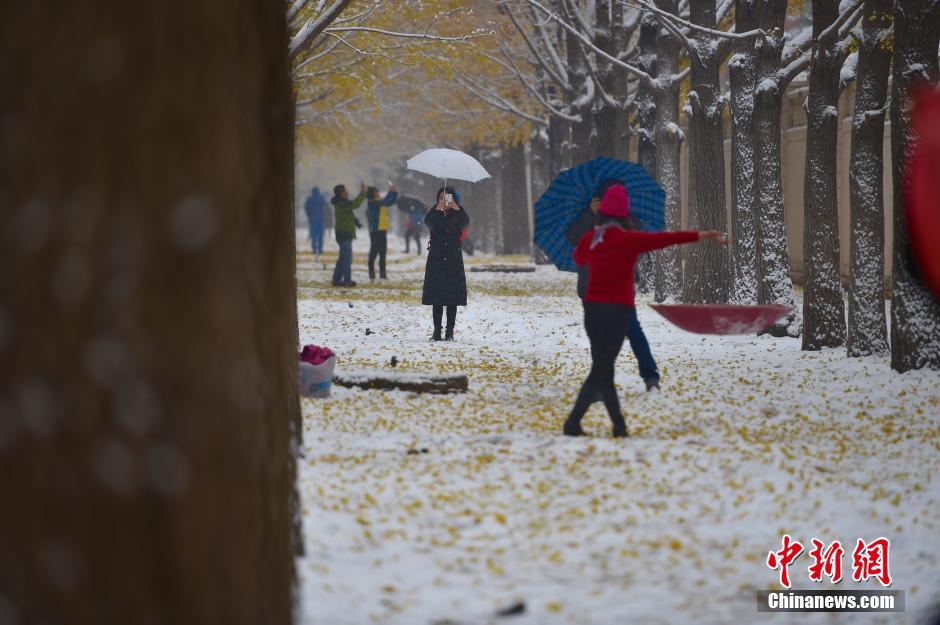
left=293, top=0, right=535, bottom=159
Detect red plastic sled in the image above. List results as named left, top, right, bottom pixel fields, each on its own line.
left=649, top=303, right=792, bottom=335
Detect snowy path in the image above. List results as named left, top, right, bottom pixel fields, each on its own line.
left=296, top=236, right=940, bottom=625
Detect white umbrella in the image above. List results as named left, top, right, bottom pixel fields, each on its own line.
left=406, top=149, right=491, bottom=189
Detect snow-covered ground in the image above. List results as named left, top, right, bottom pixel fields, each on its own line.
left=296, top=233, right=940, bottom=625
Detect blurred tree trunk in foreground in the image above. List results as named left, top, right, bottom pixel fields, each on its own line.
left=0, top=1, right=299, bottom=624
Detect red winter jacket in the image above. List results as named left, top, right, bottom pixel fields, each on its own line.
left=573, top=226, right=698, bottom=306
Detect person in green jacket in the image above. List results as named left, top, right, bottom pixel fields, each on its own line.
left=331, top=182, right=366, bottom=287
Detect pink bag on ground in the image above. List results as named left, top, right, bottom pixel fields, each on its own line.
left=300, top=344, right=335, bottom=366
left=299, top=344, right=336, bottom=397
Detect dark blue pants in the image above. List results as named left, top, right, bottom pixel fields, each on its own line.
left=368, top=230, right=387, bottom=278
left=332, top=239, right=352, bottom=284
left=626, top=307, right=659, bottom=382
left=310, top=225, right=324, bottom=254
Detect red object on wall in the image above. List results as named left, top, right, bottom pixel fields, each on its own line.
left=649, top=304, right=792, bottom=335
left=907, top=89, right=940, bottom=300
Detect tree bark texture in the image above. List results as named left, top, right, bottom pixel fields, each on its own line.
left=636, top=14, right=660, bottom=181
left=753, top=0, right=802, bottom=337
left=501, top=143, right=531, bottom=254
left=595, top=0, right=631, bottom=160
left=802, top=0, right=848, bottom=350
left=683, top=0, right=731, bottom=304
left=0, top=2, right=299, bottom=624
left=633, top=14, right=660, bottom=296
left=548, top=114, right=570, bottom=179
left=565, top=25, right=595, bottom=164
left=530, top=130, right=552, bottom=200
left=653, top=0, right=685, bottom=303
left=729, top=0, right=759, bottom=304
left=477, top=150, right=504, bottom=254
left=890, top=0, right=940, bottom=372
left=847, top=0, right=892, bottom=357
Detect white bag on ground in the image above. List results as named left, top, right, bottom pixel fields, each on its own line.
left=299, top=356, right=335, bottom=398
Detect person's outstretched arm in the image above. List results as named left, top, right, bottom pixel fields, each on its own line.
left=382, top=190, right=399, bottom=206
left=630, top=229, right=726, bottom=253
left=350, top=191, right=367, bottom=209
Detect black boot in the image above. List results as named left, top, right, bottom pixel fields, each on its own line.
left=444, top=326, right=454, bottom=341
left=612, top=418, right=629, bottom=438
left=432, top=327, right=442, bottom=341
left=563, top=420, right=586, bottom=437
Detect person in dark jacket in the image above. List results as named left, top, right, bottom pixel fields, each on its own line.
left=422, top=186, right=469, bottom=341
left=304, top=186, right=327, bottom=256
left=366, top=184, right=398, bottom=280
left=565, top=178, right=622, bottom=299
left=331, top=182, right=366, bottom=287
left=397, top=196, right=427, bottom=254
left=564, top=184, right=726, bottom=438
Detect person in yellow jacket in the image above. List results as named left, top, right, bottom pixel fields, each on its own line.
left=366, top=183, right=398, bottom=280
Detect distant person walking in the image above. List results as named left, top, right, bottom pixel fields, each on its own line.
left=366, top=184, right=398, bottom=280
left=397, top=196, right=427, bottom=255
left=564, top=184, right=726, bottom=438
left=304, top=186, right=327, bottom=257
left=422, top=187, right=469, bottom=341
left=331, top=182, right=366, bottom=287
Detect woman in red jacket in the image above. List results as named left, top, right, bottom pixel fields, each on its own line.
left=565, top=184, right=726, bottom=438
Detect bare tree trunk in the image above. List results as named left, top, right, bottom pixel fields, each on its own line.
left=548, top=114, right=570, bottom=178
left=847, top=0, right=892, bottom=357
left=890, top=0, right=940, bottom=372
left=634, top=14, right=659, bottom=296
left=566, top=24, right=595, bottom=164
left=653, top=0, right=684, bottom=303
left=729, top=0, right=759, bottom=304
left=595, top=0, right=631, bottom=160
left=479, top=150, right=503, bottom=254
left=501, top=143, right=531, bottom=254
left=0, top=1, right=298, bottom=623
left=802, top=0, right=849, bottom=350
left=636, top=15, right=659, bottom=181
left=683, top=0, right=731, bottom=304
left=530, top=129, right=552, bottom=199
left=753, top=0, right=801, bottom=337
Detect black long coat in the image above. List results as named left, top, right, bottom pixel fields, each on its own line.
left=422, top=207, right=470, bottom=306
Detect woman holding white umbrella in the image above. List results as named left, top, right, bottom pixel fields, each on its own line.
left=406, top=148, right=489, bottom=342
left=422, top=186, right=470, bottom=341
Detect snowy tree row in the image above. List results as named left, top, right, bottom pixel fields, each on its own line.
left=466, top=0, right=940, bottom=372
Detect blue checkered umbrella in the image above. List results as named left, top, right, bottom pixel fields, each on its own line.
left=534, top=157, right=665, bottom=272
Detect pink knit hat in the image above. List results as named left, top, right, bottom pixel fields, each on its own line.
left=599, top=184, right=630, bottom=217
